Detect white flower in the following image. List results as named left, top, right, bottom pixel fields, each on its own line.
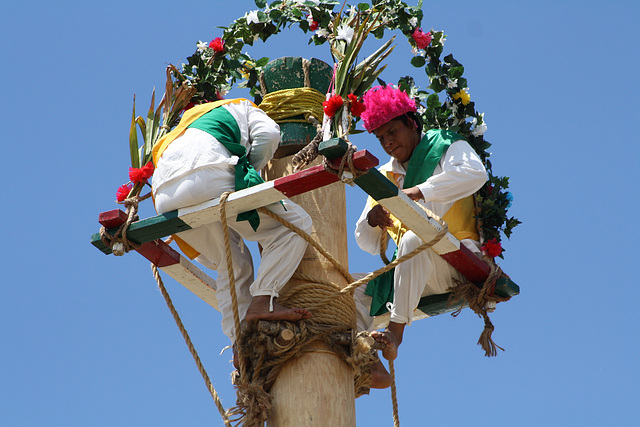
left=447, top=78, right=458, bottom=89
left=316, top=28, right=330, bottom=38
left=295, top=0, right=319, bottom=4
left=470, top=116, right=488, bottom=136
left=254, top=33, right=261, bottom=42
left=446, top=101, right=458, bottom=114
left=246, top=10, right=260, bottom=25
left=336, top=25, right=354, bottom=44
left=196, top=40, right=208, bottom=53
left=409, top=17, right=418, bottom=27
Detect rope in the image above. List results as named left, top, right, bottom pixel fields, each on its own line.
left=448, top=258, right=511, bottom=357
left=218, top=192, right=248, bottom=381
left=389, top=360, right=400, bottom=427
left=99, top=193, right=152, bottom=255
left=258, top=87, right=325, bottom=124
left=150, top=263, right=231, bottom=427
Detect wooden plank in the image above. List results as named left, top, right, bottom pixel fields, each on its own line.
left=91, top=149, right=379, bottom=255
left=98, top=211, right=219, bottom=311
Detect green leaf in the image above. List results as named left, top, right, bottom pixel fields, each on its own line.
left=410, top=56, right=426, bottom=67
left=449, top=65, right=464, bottom=79
left=255, top=0, right=267, bottom=8
left=129, top=96, right=140, bottom=169
left=426, top=93, right=440, bottom=109
left=358, top=2, right=370, bottom=11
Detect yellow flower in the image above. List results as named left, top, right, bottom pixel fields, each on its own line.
left=240, top=60, right=255, bottom=79
left=453, top=89, right=470, bottom=105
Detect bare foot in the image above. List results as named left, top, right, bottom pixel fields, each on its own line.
left=369, top=359, right=392, bottom=389
left=370, top=329, right=400, bottom=361
left=244, top=295, right=312, bottom=323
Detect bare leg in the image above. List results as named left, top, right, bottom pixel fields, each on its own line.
left=369, top=359, right=392, bottom=389
left=370, top=321, right=405, bottom=361
left=244, top=295, right=312, bottom=323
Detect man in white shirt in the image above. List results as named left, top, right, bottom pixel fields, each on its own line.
left=152, top=99, right=313, bottom=343
left=354, top=86, right=487, bottom=361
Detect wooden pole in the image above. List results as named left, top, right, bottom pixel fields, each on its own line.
left=263, top=158, right=355, bottom=427
left=260, top=57, right=356, bottom=426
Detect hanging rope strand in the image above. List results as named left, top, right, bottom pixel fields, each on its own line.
left=150, top=263, right=232, bottom=427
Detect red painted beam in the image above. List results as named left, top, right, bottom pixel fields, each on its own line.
left=273, top=149, right=378, bottom=197
left=99, top=210, right=180, bottom=268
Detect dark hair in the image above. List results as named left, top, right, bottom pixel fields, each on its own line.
left=393, top=112, right=423, bottom=137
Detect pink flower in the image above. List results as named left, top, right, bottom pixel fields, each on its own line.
left=310, top=21, right=319, bottom=31
left=116, top=183, right=132, bottom=202
left=347, top=94, right=366, bottom=117
left=209, top=37, right=225, bottom=52
left=481, top=238, right=503, bottom=258
left=129, top=161, right=154, bottom=184
left=322, top=95, right=344, bottom=117
left=412, top=28, right=432, bottom=50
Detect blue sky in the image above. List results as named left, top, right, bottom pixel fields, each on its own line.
left=1, top=1, right=639, bottom=426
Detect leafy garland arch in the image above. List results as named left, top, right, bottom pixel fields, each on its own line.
left=120, top=0, right=519, bottom=256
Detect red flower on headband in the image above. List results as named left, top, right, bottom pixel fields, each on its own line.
left=481, top=238, right=503, bottom=258
left=129, top=161, right=155, bottom=184
left=323, top=94, right=344, bottom=117
left=347, top=94, right=366, bottom=117
left=116, top=183, right=133, bottom=202
left=412, top=28, right=432, bottom=50
left=209, top=37, right=225, bottom=52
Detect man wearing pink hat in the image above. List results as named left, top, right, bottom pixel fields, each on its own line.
left=354, top=85, right=488, bottom=361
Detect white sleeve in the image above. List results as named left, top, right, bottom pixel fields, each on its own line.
left=245, top=103, right=281, bottom=171
left=416, top=140, right=488, bottom=203
left=354, top=202, right=385, bottom=256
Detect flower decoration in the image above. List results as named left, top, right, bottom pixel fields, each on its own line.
left=129, top=161, right=155, bottom=184
left=411, top=28, right=432, bottom=50
left=209, top=37, right=225, bottom=52
left=113, top=0, right=519, bottom=257
left=481, top=238, right=503, bottom=258
left=116, top=183, right=133, bottom=202
left=347, top=94, right=366, bottom=117
left=452, top=89, right=471, bottom=105
left=323, top=94, right=344, bottom=117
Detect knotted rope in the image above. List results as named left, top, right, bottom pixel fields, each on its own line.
left=448, top=257, right=511, bottom=357
left=258, top=87, right=326, bottom=124
left=99, top=193, right=151, bottom=255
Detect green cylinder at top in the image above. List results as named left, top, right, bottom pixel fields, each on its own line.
left=260, top=57, right=332, bottom=158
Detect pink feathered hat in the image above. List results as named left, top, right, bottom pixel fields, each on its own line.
left=360, top=85, right=417, bottom=132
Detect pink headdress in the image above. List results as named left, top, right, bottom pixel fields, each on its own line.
left=360, top=85, right=417, bottom=132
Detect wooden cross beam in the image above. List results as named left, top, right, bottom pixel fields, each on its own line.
left=318, top=138, right=519, bottom=299
left=98, top=212, right=220, bottom=311
left=91, top=149, right=378, bottom=255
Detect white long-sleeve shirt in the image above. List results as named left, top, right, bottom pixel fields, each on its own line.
left=152, top=100, right=280, bottom=193
left=354, top=139, right=488, bottom=255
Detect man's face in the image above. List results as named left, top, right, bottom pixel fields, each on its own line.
left=373, top=118, right=419, bottom=163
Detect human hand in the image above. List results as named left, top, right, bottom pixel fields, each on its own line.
left=367, top=204, right=394, bottom=229
left=402, top=186, right=423, bottom=201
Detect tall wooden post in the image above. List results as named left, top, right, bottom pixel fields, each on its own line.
left=261, top=57, right=356, bottom=426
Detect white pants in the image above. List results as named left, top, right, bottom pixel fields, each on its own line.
left=154, top=165, right=312, bottom=341
left=354, top=231, right=467, bottom=331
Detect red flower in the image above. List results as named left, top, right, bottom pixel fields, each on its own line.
left=322, top=94, right=344, bottom=117
left=129, top=161, right=155, bottom=184
left=347, top=94, right=366, bottom=117
left=310, top=20, right=319, bottom=31
left=412, top=28, right=432, bottom=50
left=116, top=183, right=132, bottom=202
left=481, top=238, right=503, bottom=258
left=209, top=37, right=225, bottom=52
